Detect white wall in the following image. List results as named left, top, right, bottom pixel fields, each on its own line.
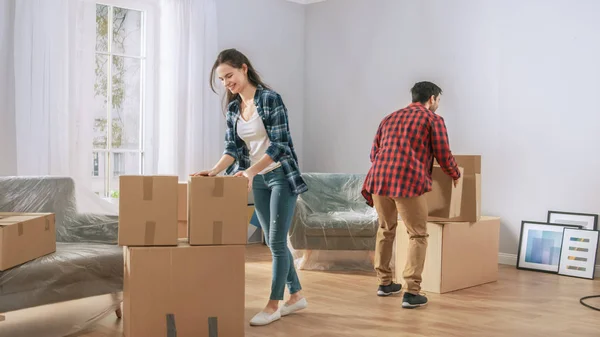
left=216, top=0, right=306, bottom=168
left=0, top=0, right=306, bottom=175
left=305, top=0, right=600, bottom=259
left=0, top=0, right=17, bottom=176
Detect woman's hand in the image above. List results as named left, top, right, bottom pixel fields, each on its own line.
left=190, top=155, right=235, bottom=178
left=190, top=169, right=217, bottom=177
left=234, top=170, right=256, bottom=190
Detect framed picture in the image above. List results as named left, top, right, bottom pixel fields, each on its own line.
left=517, top=221, right=583, bottom=273
left=557, top=228, right=599, bottom=280
left=547, top=211, right=598, bottom=231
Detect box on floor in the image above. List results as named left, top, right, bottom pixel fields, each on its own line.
left=0, top=213, right=56, bottom=271
left=395, top=216, right=500, bottom=293
left=123, top=242, right=245, bottom=337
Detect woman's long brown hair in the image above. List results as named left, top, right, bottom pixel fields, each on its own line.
left=210, top=48, right=271, bottom=114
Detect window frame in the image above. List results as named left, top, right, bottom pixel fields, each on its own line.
left=93, top=0, right=158, bottom=197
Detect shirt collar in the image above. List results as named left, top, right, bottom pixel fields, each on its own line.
left=408, top=102, right=432, bottom=111
left=231, top=84, right=264, bottom=117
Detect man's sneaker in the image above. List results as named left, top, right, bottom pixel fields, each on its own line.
left=377, top=282, right=402, bottom=296
left=402, top=292, right=428, bottom=309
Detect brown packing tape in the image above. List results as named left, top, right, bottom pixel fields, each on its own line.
left=213, top=221, right=223, bottom=244
left=213, top=178, right=224, bottom=197
left=166, top=313, right=176, bottom=337
left=18, top=223, right=23, bottom=236
left=45, top=218, right=50, bottom=230
left=143, top=176, right=154, bottom=201
left=208, top=317, right=218, bottom=337
left=145, top=221, right=156, bottom=244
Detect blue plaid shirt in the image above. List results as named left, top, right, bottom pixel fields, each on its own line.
left=223, top=85, right=308, bottom=195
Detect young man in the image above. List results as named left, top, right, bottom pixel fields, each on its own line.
left=361, top=81, right=461, bottom=309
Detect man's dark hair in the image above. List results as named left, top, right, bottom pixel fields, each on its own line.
left=411, top=81, right=442, bottom=104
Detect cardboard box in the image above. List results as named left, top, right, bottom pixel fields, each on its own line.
left=0, top=213, right=56, bottom=271
left=188, top=176, right=248, bottom=245
left=178, top=182, right=188, bottom=239
left=394, top=216, right=500, bottom=293
left=425, top=165, right=464, bottom=218
left=123, top=242, right=245, bottom=337
left=118, top=176, right=179, bottom=246
left=178, top=182, right=188, bottom=222
left=178, top=221, right=188, bottom=239
left=430, top=155, right=481, bottom=222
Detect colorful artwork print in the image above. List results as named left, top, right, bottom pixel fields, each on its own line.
left=558, top=228, right=599, bottom=280
left=517, top=221, right=582, bottom=273
left=524, top=229, right=563, bottom=266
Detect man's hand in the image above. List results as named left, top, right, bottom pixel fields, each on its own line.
left=234, top=170, right=256, bottom=191
left=453, top=177, right=460, bottom=187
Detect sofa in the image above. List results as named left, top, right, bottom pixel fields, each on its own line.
left=288, top=173, right=379, bottom=266
left=0, top=176, right=123, bottom=316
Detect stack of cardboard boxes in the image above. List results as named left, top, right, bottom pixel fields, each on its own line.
left=119, top=175, right=248, bottom=337
left=395, top=155, right=501, bottom=293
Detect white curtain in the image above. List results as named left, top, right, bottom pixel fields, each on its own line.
left=10, top=0, right=117, bottom=214
left=157, top=0, right=223, bottom=180
left=13, top=0, right=95, bottom=183
left=3, top=0, right=220, bottom=213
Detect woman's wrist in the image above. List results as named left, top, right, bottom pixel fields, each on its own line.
left=245, top=167, right=258, bottom=177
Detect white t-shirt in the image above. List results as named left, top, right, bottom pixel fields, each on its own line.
left=237, top=111, right=281, bottom=174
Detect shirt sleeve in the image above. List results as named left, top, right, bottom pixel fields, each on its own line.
left=223, top=112, right=238, bottom=160
left=370, top=121, right=383, bottom=163
left=264, top=94, right=290, bottom=163
left=431, top=116, right=461, bottom=180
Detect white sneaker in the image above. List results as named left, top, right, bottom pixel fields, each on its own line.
left=249, top=309, right=281, bottom=326
left=281, top=297, right=308, bottom=316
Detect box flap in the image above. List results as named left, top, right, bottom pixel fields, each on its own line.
left=434, top=155, right=481, bottom=175
left=426, top=166, right=464, bottom=219
left=0, top=212, right=54, bottom=217
left=0, top=214, right=52, bottom=227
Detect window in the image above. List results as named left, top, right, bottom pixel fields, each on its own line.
left=92, top=3, right=148, bottom=198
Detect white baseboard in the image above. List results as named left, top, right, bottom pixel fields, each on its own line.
left=498, top=253, right=518, bottom=266
left=498, top=253, right=600, bottom=279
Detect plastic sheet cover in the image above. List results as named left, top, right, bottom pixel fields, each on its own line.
left=288, top=173, right=397, bottom=271
left=0, top=176, right=123, bottom=336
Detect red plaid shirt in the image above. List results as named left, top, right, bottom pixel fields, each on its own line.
left=361, top=103, right=461, bottom=207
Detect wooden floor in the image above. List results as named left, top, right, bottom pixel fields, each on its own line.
left=2, top=245, right=600, bottom=337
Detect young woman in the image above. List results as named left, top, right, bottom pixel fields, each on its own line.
left=192, top=48, right=308, bottom=326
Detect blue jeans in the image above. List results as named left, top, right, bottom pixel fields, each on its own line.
left=252, top=167, right=302, bottom=300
